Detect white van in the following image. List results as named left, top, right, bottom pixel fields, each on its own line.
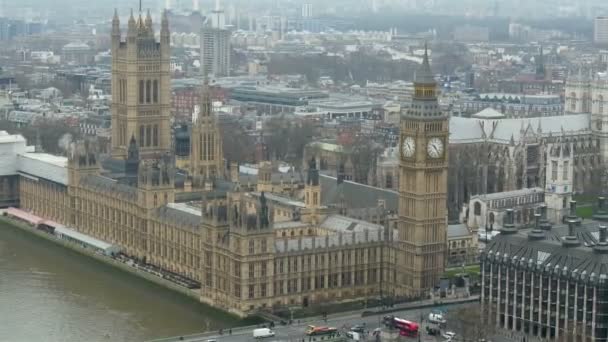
left=428, top=313, right=446, bottom=324
left=253, top=328, right=275, bottom=339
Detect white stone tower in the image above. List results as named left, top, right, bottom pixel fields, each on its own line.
left=544, top=142, right=573, bottom=224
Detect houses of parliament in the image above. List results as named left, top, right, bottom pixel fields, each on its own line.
left=3, top=12, right=449, bottom=317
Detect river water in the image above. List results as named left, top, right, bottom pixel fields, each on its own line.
left=0, top=222, right=239, bottom=342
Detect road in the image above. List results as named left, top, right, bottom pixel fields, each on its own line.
left=151, top=301, right=477, bottom=342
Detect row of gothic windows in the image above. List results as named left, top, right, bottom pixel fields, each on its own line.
left=139, top=80, right=159, bottom=104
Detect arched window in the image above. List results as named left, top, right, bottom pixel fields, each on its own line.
left=146, top=125, right=152, bottom=147
left=599, top=95, right=604, bottom=114
left=139, top=80, right=144, bottom=103
left=153, top=124, right=158, bottom=146
left=570, top=92, right=576, bottom=112
left=139, top=125, right=144, bottom=147
left=474, top=202, right=481, bottom=216
left=153, top=80, right=159, bottom=103
left=146, top=80, right=152, bottom=103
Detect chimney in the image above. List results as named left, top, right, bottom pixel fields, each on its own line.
left=600, top=225, right=607, bottom=244
left=593, top=197, right=608, bottom=222
left=569, top=200, right=577, bottom=217
left=562, top=219, right=581, bottom=248
left=501, top=209, right=517, bottom=234
left=539, top=205, right=552, bottom=230
left=594, top=225, right=608, bottom=253
left=568, top=200, right=582, bottom=226
left=528, top=213, right=545, bottom=240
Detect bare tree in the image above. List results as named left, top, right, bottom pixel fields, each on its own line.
left=349, top=135, right=382, bottom=184
left=449, top=304, right=497, bottom=341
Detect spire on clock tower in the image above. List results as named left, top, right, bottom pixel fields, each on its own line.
left=415, top=42, right=435, bottom=85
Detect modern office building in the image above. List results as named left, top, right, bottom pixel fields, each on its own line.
left=200, top=0, right=231, bottom=77
left=481, top=202, right=608, bottom=341
left=594, top=17, right=608, bottom=46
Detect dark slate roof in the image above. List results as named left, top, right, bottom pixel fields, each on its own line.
left=319, top=174, right=398, bottom=212
left=238, top=171, right=305, bottom=185
left=153, top=204, right=200, bottom=231
left=483, top=221, right=608, bottom=282
left=448, top=224, right=471, bottom=239
left=79, top=174, right=137, bottom=199
left=101, top=156, right=125, bottom=174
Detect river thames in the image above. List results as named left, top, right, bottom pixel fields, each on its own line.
left=0, top=222, right=240, bottom=342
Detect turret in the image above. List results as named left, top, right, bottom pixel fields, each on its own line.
left=145, top=9, right=153, bottom=34
left=302, top=158, right=323, bottom=224
left=197, top=76, right=212, bottom=121
left=67, top=139, right=100, bottom=186
left=126, top=135, right=140, bottom=180
left=112, top=9, right=121, bottom=51
left=127, top=9, right=137, bottom=38
left=161, top=10, right=170, bottom=50
left=137, top=155, right=176, bottom=209
left=256, top=161, right=273, bottom=193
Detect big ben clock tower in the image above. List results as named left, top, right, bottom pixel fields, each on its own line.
left=396, top=44, right=448, bottom=297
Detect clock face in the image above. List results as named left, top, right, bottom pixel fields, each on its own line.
left=401, top=136, right=416, bottom=158
left=427, top=137, right=444, bottom=158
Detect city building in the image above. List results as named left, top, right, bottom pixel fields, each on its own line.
left=462, top=93, right=564, bottom=118
left=595, top=16, right=608, bottom=46
left=61, top=42, right=94, bottom=65
left=200, top=1, right=231, bottom=77
left=301, top=4, right=313, bottom=18
left=481, top=202, right=608, bottom=341
left=110, top=9, right=172, bottom=160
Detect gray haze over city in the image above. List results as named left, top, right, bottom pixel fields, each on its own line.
left=2, top=0, right=608, bottom=342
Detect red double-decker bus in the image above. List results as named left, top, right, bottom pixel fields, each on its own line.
left=384, top=316, right=419, bottom=337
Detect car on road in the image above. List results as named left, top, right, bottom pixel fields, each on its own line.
left=346, top=331, right=361, bottom=341
left=350, top=325, right=365, bottom=333
left=428, top=312, right=447, bottom=325
left=442, top=331, right=456, bottom=340
left=306, top=325, right=337, bottom=336
left=426, top=326, right=440, bottom=336
left=253, top=328, right=275, bottom=339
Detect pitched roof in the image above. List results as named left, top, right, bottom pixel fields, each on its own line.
left=320, top=174, right=398, bottom=212
left=449, top=114, right=591, bottom=144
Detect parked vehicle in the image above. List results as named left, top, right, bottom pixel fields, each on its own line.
left=442, top=331, right=456, bottom=340
left=253, top=328, right=275, bottom=339
left=350, top=325, right=365, bottom=333
left=428, top=312, right=447, bottom=324
left=306, top=325, right=338, bottom=336
left=426, top=326, right=441, bottom=336
left=346, top=331, right=361, bottom=341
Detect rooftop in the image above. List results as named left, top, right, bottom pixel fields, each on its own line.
left=485, top=220, right=608, bottom=278
left=473, top=187, right=544, bottom=201
left=19, top=152, right=67, bottom=168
